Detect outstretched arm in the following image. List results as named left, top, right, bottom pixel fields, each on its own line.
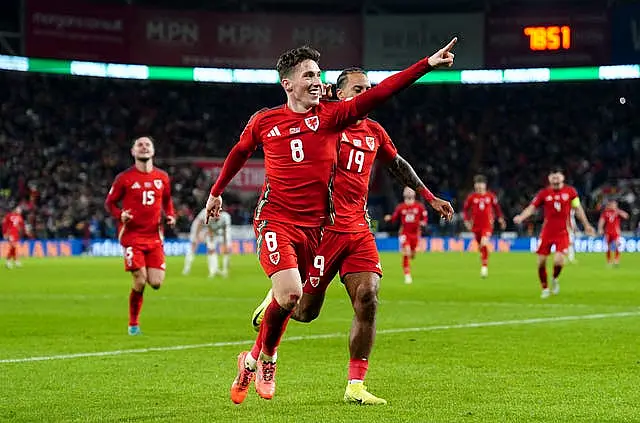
left=385, top=154, right=454, bottom=220
left=618, top=209, right=630, bottom=220
left=513, top=205, right=536, bottom=225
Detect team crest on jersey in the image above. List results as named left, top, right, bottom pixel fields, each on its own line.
left=304, top=116, right=319, bottom=132
left=154, top=179, right=163, bottom=189
left=310, top=277, right=320, bottom=287
left=366, top=137, right=375, bottom=151
left=269, top=252, right=280, bottom=265
left=546, top=195, right=553, bottom=201
left=561, top=193, right=569, bottom=201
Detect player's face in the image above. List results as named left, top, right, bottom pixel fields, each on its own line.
left=131, top=137, right=155, bottom=162
left=474, top=182, right=487, bottom=193
left=548, top=172, right=564, bottom=189
left=403, top=187, right=416, bottom=204
left=607, top=201, right=618, bottom=210
left=336, top=73, right=371, bottom=100
left=282, top=59, right=322, bottom=109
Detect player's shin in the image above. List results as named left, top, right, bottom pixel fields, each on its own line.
left=537, top=264, right=548, bottom=289
left=222, top=253, right=230, bottom=274
left=207, top=253, right=218, bottom=277
left=128, top=288, right=144, bottom=326
left=402, top=255, right=410, bottom=275
left=480, top=245, right=489, bottom=266
left=183, top=250, right=194, bottom=274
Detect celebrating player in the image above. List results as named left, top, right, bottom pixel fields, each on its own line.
left=384, top=187, right=428, bottom=284
left=2, top=206, right=25, bottom=269
left=463, top=174, right=506, bottom=278
left=105, top=137, right=176, bottom=335
left=513, top=169, right=595, bottom=299
left=251, top=67, right=453, bottom=405
left=182, top=208, right=232, bottom=278
left=206, top=41, right=457, bottom=404
left=598, top=200, right=629, bottom=266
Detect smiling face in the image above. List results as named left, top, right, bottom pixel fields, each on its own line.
left=282, top=59, right=322, bottom=110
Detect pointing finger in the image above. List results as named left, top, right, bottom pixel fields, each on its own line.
left=443, top=37, right=458, bottom=52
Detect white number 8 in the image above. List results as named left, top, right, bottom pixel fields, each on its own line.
left=265, top=231, right=278, bottom=252
left=313, top=255, right=325, bottom=277
left=290, top=139, right=304, bottom=162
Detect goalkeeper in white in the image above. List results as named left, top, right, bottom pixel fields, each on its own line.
left=183, top=208, right=232, bottom=278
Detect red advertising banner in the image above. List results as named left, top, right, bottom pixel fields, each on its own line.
left=128, top=10, right=362, bottom=68
left=25, top=0, right=130, bottom=62
left=195, top=159, right=264, bottom=193
left=485, top=8, right=610, bottom=68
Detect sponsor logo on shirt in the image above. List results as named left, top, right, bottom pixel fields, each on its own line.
left=289, top=127, right=300, bottom=134
left=267, top=126, right=281, bottom=137
left=131, top=182, right=141, bottom=189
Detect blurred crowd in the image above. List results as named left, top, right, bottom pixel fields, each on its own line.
left=0, top=72, right=639, bottom=240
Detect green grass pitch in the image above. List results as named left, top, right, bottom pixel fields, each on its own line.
left=1, top=252, right=639, bottom=422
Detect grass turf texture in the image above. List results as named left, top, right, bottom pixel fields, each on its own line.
left=1, top=252, right=639, bottom=423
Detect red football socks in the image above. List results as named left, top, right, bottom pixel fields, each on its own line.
left=261, top=298, right=292, bottom=357
left=7, top=245, right=16, bottom=260
left=348, top=358, right=369, bottom=382
left=606, top=250, right=611, bottom=262
left=480, top=245, right=489, bottom=266
left=402, top=256, right=410, bottom=275
left=614, top=249, right=620, bottom=262
left=553, top=265, right=563, bottom=279
left=538, top=265, right=548, bottom=289
left=250, top=324, right=264, bottom=360
left=129, top=289, right=144, bottom=326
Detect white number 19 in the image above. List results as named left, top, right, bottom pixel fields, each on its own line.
left=346, top=149, right=364, bottom=173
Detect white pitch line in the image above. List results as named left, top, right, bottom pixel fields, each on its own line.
left=1, top=310, right=638, bottom=364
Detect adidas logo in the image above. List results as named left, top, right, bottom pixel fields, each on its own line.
left=267, top=126, right=281, bottom=137
left=131, top=182, right=141, bottom=189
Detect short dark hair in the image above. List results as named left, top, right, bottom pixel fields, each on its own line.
left=474, top=174, right=487, bottom=184
left=276, top=46, right=320, bottom=80
left=336, top=67, right=367, bottom=90
left=549, top=167, right=564, bottom=175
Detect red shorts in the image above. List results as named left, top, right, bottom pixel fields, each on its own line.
left=399, top=233, right=419, bottom=252
left=536, top=233, right=570, bottom=256
left=254, top=220, right=322, bottom=278
left=473, top=228, right=492, bottom=244
left=122, top=240, right=165, bottom=272
left=4, top=233, right=19, bottom=244
left=304, top=230, right=381, bottom=295
left=604, top=233, right=620, bottom=245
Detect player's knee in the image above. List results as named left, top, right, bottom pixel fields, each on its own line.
left=354, top=280, right=379, bottom=316
left=295, top=305, right=320, bottom=323
left=275, top=288, right=301, bottom=310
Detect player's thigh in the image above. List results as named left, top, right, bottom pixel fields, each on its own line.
left=123, top=245, right=146, bottom=272
left=303, top=230, right=343, bottom=297
left=407, top=235, right=419, bottom=257
left=343, top=271, right=381, bottom=315
left=555, top=235, right=570, bottom=256
left=205, top=235, right=218, bottom=253
left=536, top=237, right=553, bottom=257
left=479, top=230, right=492, bottom=246
left=271, top=268, right=303, bottom=308
left=254, top=220, right=301, bottom=277
left=145, top=245, right=166, bottom=287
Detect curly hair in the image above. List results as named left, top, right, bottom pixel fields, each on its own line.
left=276, top=46, right=321, bottom=80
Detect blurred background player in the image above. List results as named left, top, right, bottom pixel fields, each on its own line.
left=463, top=175, right=506, bottom=278
left=514, top=169, right=595, bottom=299
left=251, top=67, right=453, bottom=405
left=2, top=206, right=25, bottom=269
left=105, top=136, right=176, bottom=335
left=566, top=209, right=578, bottom=264
left=598, top=200, right=629, bottom=267
left=384, top=187, right=427, bottom=284
left=182, top=208, right=232, bottom=278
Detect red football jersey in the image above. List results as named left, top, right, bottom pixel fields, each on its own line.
left=2, top=212, right=24, bottom=237
left=601, top=209, right=621, bottom=236
left=463, top=191, right=503, bottom=231
left=531, top=186, right=578, bottom=237
left=211, top=57, right=433, bottom=227
left=105, top=166, right=175, bottom=245
left=390, top=202, right=427, bottom=236
left=331, top=119, right=398, bottom=233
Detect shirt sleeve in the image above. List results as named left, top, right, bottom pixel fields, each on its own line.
left=390, top=205, right=401, bottom=223
left=531, top=190, right=544, bottom=208
left=327, top=58, right=433, bottom=127
left=374, top=124, right=398, bottom=164
left=210, top=111, right=263, bottom=196
left=421, top=204, right=428, bottom=224
left=492, top=193, right=504, bottom=218
left=163, top=174, right=175, bottom=217
left=463, top=195, right=472, bottom=221
left=105, top=174, right=125, bottom=220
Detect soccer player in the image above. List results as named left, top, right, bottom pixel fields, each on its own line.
left=206, top=41, right=457, bottom=404
left=513, top=169, right=595, bottom=298
left=105, top=136, right=176, bottom=335
left=463, top=174, right=506, bottom=278
left=183, top=208, right=232, bottom=277
left=384, top=187, right=428, bottom=284
left=2, top=206, right=25, bottom=269
left=598, top=200, right=629, bottom=266
left=252, top=67, right=453, bottom=405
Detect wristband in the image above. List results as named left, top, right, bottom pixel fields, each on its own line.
left=417, top=186, right=436, bottom=202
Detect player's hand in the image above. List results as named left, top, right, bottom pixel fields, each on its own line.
left=584, top=225, right=596, bottom=237
left=513, top=215, right=524, bottom=225
left=429, top=197, right=454, bottom=221
left=498, top=217, right=507, bottom=230
left=205, top=194, right=223, bottom=224
left=166, top=215, right=176, bottom=227
left=428, top=37, right=457, bottom=69
left=121, top=209, right=133, bottom=224
left=383, top=214, right=392, bottom=222
left=464, top=220, right=472, bottom=231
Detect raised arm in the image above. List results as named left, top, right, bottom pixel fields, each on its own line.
left=618, top=209, right=630, bottom=220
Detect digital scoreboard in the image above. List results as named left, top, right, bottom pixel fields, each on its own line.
left=486, top=10, right=610, bottom=68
